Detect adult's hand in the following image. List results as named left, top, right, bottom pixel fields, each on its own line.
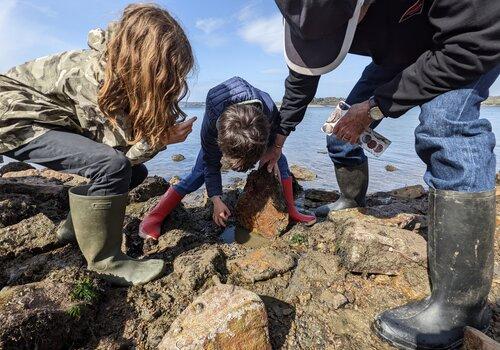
left=165, top=117, right=197, bottom=145
left=211, top=195, right=231, bottom=227
left=259, top=134, right=286, bottom=175
left=333, top=101, right=372, bottom=144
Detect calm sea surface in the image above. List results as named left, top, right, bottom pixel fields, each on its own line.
left=146, top=106, right=500, bottom=193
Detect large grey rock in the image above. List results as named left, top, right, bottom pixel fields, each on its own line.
left=171, top=154, right=186, bottom=162
left=228, top=247, right=295, bottom=283
left=334, top=218, right=427, bottom=275
left=388, top=185, right=426, bottom=199
left=2, top=169, right=88, bottom=187
left=0, top=214, right=57, bottom=262
left=0, top=279, right=96, bottom=350
left=173, top=247, right=226, bottom=290
left=463, top=327, right=500, bottom=349
left=129, top=176, right=169, bottom=203
left=0, top=177, right=68, bottom=227
left=0, top=161, right=35, bottom=176
left=290, top=164, right=316, bottom=181
left=285, top=251, right=343, bottom=304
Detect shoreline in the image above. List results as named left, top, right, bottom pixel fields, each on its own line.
left=0, top=163, right=499, bottom=348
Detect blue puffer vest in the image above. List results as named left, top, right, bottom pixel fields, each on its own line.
left=200, top=76, right=279, bottom=197
left=205, top=76, right=277, bottom=126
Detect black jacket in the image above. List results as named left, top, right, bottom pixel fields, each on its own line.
left=278, top=0, right=500, bottom=136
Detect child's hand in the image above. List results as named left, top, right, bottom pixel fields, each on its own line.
left=259, top=147, right=281, bottom=176
left=165, top=117, right=197, bottom=145
left=212, top=196, right=231, bottom=227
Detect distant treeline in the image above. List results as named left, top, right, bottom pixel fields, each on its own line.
left=180, top=101, right=206, bottom=108
left=181, top=96, right=500, bottom=108
left=309, top=97, right=343, bottom=106
left=309, top=96, right=500, bottom=106
left=484, top=96, right=500, bottom=106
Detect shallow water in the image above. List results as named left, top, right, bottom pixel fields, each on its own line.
left=221, top=225, right=271, bottom=248
left=146, top=106, right=500, bottom=193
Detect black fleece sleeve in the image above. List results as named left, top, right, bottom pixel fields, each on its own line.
left=278, top=69, right=321, bottom=135
left=374, top=0, right=500, bottom=117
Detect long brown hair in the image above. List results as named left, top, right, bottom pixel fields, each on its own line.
left=98, top=3, right=194, bottom=148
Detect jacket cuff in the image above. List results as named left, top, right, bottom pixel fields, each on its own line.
left=208, top=189, right=223, bottom=198
left=277, top=126, right=291, bottom=137
left=374, top=92, right=407, bottom=118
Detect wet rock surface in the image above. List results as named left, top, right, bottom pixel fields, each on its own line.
left=303, top=188, right=340, bottom=208
left=0, top=161, right=35, bottom=176
left=463, top=326, right=500, bottom=349
left=129, top=176, right=169, bottom=203
left=236, top=166, right=289, bottom=238
left=333, top=217, right=427, bottom=275
left=0, top=176, right=69, bottom=227
left=387, top=184, right=426, bottom=199
left=385, top=164, right=397, bottom=172
left=228, top=247, right=296, bottom=283
left=173, top=247, right=227, bottom=290
left=2, top=168, right=88, bottom=187
left=0, top=161, right=498, bottom=349
left=0, top=277, right=98, bottom=350
left=171, top=154, right=186, bottom=162
left=290, top=164, right=317, bottom=181
left=0, top=213, right=58, bottom=264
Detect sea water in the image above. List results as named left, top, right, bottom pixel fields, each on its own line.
left=146, top=106, right=500, bottom=193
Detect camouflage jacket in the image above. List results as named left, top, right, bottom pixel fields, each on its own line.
left=0, top=28, right=163, bottom=165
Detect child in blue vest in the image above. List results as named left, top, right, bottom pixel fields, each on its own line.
left=139, top=77, right=316, bottom=240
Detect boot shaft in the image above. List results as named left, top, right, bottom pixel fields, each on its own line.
left=334, top=161, right=369, bottom=206
left=69, top=185, right=128, bottom=264
left=428, top=188, right=495, bottom=308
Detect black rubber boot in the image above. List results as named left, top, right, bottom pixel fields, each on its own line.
left=374, top=188, right=496, bottom=350
left=315, top=161, right=368, bottom=217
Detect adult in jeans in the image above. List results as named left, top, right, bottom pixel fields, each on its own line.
left=0, top=4, right=196, bottom=286
left=262, top=0, right=500, bottom=348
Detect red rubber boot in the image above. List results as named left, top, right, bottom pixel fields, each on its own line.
left=139, top=187, right=184, bottom=240
left=281, top=177, right=316, bottom=226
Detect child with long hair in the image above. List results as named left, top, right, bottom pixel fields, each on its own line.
left=0, top=3, right=195, bottom=286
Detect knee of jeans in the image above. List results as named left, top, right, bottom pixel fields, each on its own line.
left=102, top=152, right=132, bottom=184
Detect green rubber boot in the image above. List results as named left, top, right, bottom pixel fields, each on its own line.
left=315, top=161, right=369, bottom=217
left=69, top=185, right=165, bottom=286
left=56, top=213, right=76, bottom=244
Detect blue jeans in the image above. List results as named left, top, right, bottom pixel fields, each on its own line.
left=327, top=62, right=500, bottom=192
left=174, top=149, right=291, bottom=196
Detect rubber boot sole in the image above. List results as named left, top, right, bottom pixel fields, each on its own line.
left=291, top=217, right=317, bottom=227
left=138, top=228, right=159, bottom=241
left=372, top=320, right=488, bottom=350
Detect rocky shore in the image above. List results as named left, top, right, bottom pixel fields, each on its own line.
left=0, top=162, right=499, bottom=349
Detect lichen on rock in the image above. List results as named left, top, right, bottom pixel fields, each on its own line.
left=235, top=166, right=288, bottom=238
left=158, top=284, right=272, bottom=350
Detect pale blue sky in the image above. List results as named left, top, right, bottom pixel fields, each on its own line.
left=1, top=0, right=499, bottom=102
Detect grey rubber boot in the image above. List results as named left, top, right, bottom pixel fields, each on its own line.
left=69, top=185, right=165, bottom=286
left=315, top=161, right=368, bottom=217
left=56, top=213, right=76, bottom=244
left=374, top=188, right=495, bottom=350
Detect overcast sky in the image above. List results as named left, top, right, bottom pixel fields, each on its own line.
left=1, top=0, right=498, bottom=102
